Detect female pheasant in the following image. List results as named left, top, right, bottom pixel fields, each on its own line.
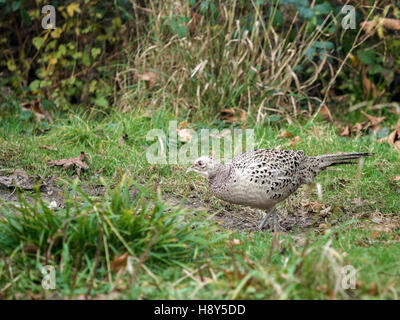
left=186, top=149, right=373, bottom=232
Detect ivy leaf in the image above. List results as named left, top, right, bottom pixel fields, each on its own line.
left=12, top=0, right=21, bottom=11
left=314, top=3, right=333, bottom=15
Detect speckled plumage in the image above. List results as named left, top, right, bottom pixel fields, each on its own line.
left=187, top=149, right=373, bottom=231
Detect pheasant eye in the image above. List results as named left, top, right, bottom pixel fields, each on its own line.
left=198, top=161, right=203, bottom=166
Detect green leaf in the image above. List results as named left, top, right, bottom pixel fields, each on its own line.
left=91, top=47, right=101, bottom=59
left=32, top=37, right=44, bottom=50
left=314, top=3, right=333, bottom=15
left=95, top=97, right=108, bottom=108
left=12, top=0, right=21, bottom=11
left=359, top=50, right=375, bottom=65
left=29, top=80, right=41, bottom=91
left=21, top=9, right=31, bottom=24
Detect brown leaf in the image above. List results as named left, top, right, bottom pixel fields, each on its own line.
left=354, top=122, right=365, bottom=132
left=394, top=176, right=400, bottom=182
left=23, top=243, right=38, bottom=254
left=110, top=253, right=129, bottom=272
left=360, top=110, right=386, bottom=126
left=239, top=109, right=246, bottom=122
left=178, top=120, right=188, bottom=129
left=219, top=108, right=246, bottom=123
left=378, top=130, right=397, bottom=145
left=277, top=130, right=294, bottom=139
left=340, top=125, right=351, bottom=137
left=232, top=239, right=241, bottom=246
left=21, top=99, right=52, bottom=123
left=362, top=69, right=376, bottom=97
left=48, top=152, right=89, bottom=176
left=136, top=70, right=157, bottom=87
left=40, top=145, right=58, bottom=151
left=289, top=136, right=301, bottom=147
left=369, top=231, right=381, bottom=239
left=319, top=104, right=333, bottom=122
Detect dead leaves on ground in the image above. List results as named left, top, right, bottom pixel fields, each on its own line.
left=21, top=99, right=52, bottom=123
left=318, top=104, right=333, bottom=122
left=47, top=152, right=89, bottom=176
left=136, top=70, right=157, bottom=88
left=110, top=253, right=129, bottom=273
left=277, top=130, right=301, bottom=147
left=340, top=114, right=400, bottom=152
left=219, top=108, right=246, bottom=123
left=378, top=119, right=400, bottom=152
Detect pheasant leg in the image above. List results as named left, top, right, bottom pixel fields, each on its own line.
left=259, top=209, right=282, bottom=232
left=258, top=211, right=272, bottom=230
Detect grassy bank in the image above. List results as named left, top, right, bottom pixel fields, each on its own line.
left=1, top=109, right=399, bottom=299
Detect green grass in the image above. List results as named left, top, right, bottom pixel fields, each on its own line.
left=0, top=108, right=400, bottom=299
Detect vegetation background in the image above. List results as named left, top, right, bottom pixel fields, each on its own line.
left=0, top=0, right=400, bottom=299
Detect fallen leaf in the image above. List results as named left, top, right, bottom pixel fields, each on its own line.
left=21, top=99, right=52, bottom=123
left=340, top=125, right=351, bottom=137
left=47, top=152, right=89, bottom=176
left=219, top=108, right=246, bottom=123
left=136, top=70, right=157, bottom=87
left=232, top=239, right=241, bottom=246
left=319, top=104, right=333, bottom=122
left=369, top=231, right=381, bottom=239
left=40, top=145, right=58, bottom=151
left=289, top=136, right=301, bottom=147
left=277, top=130, right=294, bottom=139
left=362, top=68, right=376, bottom=97
left=178, top=120, right=188, bottom=129
left=378, top=130, right=397, bottom=145
left=23, top=243, right=38, bottom=254
left=394, top=176, right=400, bottom=182
left=354, top=122, right=365, bottom=132
left=361, top=110, right=386, bottom=126
left=377, top=119, right=400, bottom=152
left=110, top=253, right=129, bottom=272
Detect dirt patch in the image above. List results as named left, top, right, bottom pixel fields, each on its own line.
left=1, top=172, right=391, bottom=235
left=163, top=191, right=335, bottom=233
left=0, top=177, right=66, bottom=210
